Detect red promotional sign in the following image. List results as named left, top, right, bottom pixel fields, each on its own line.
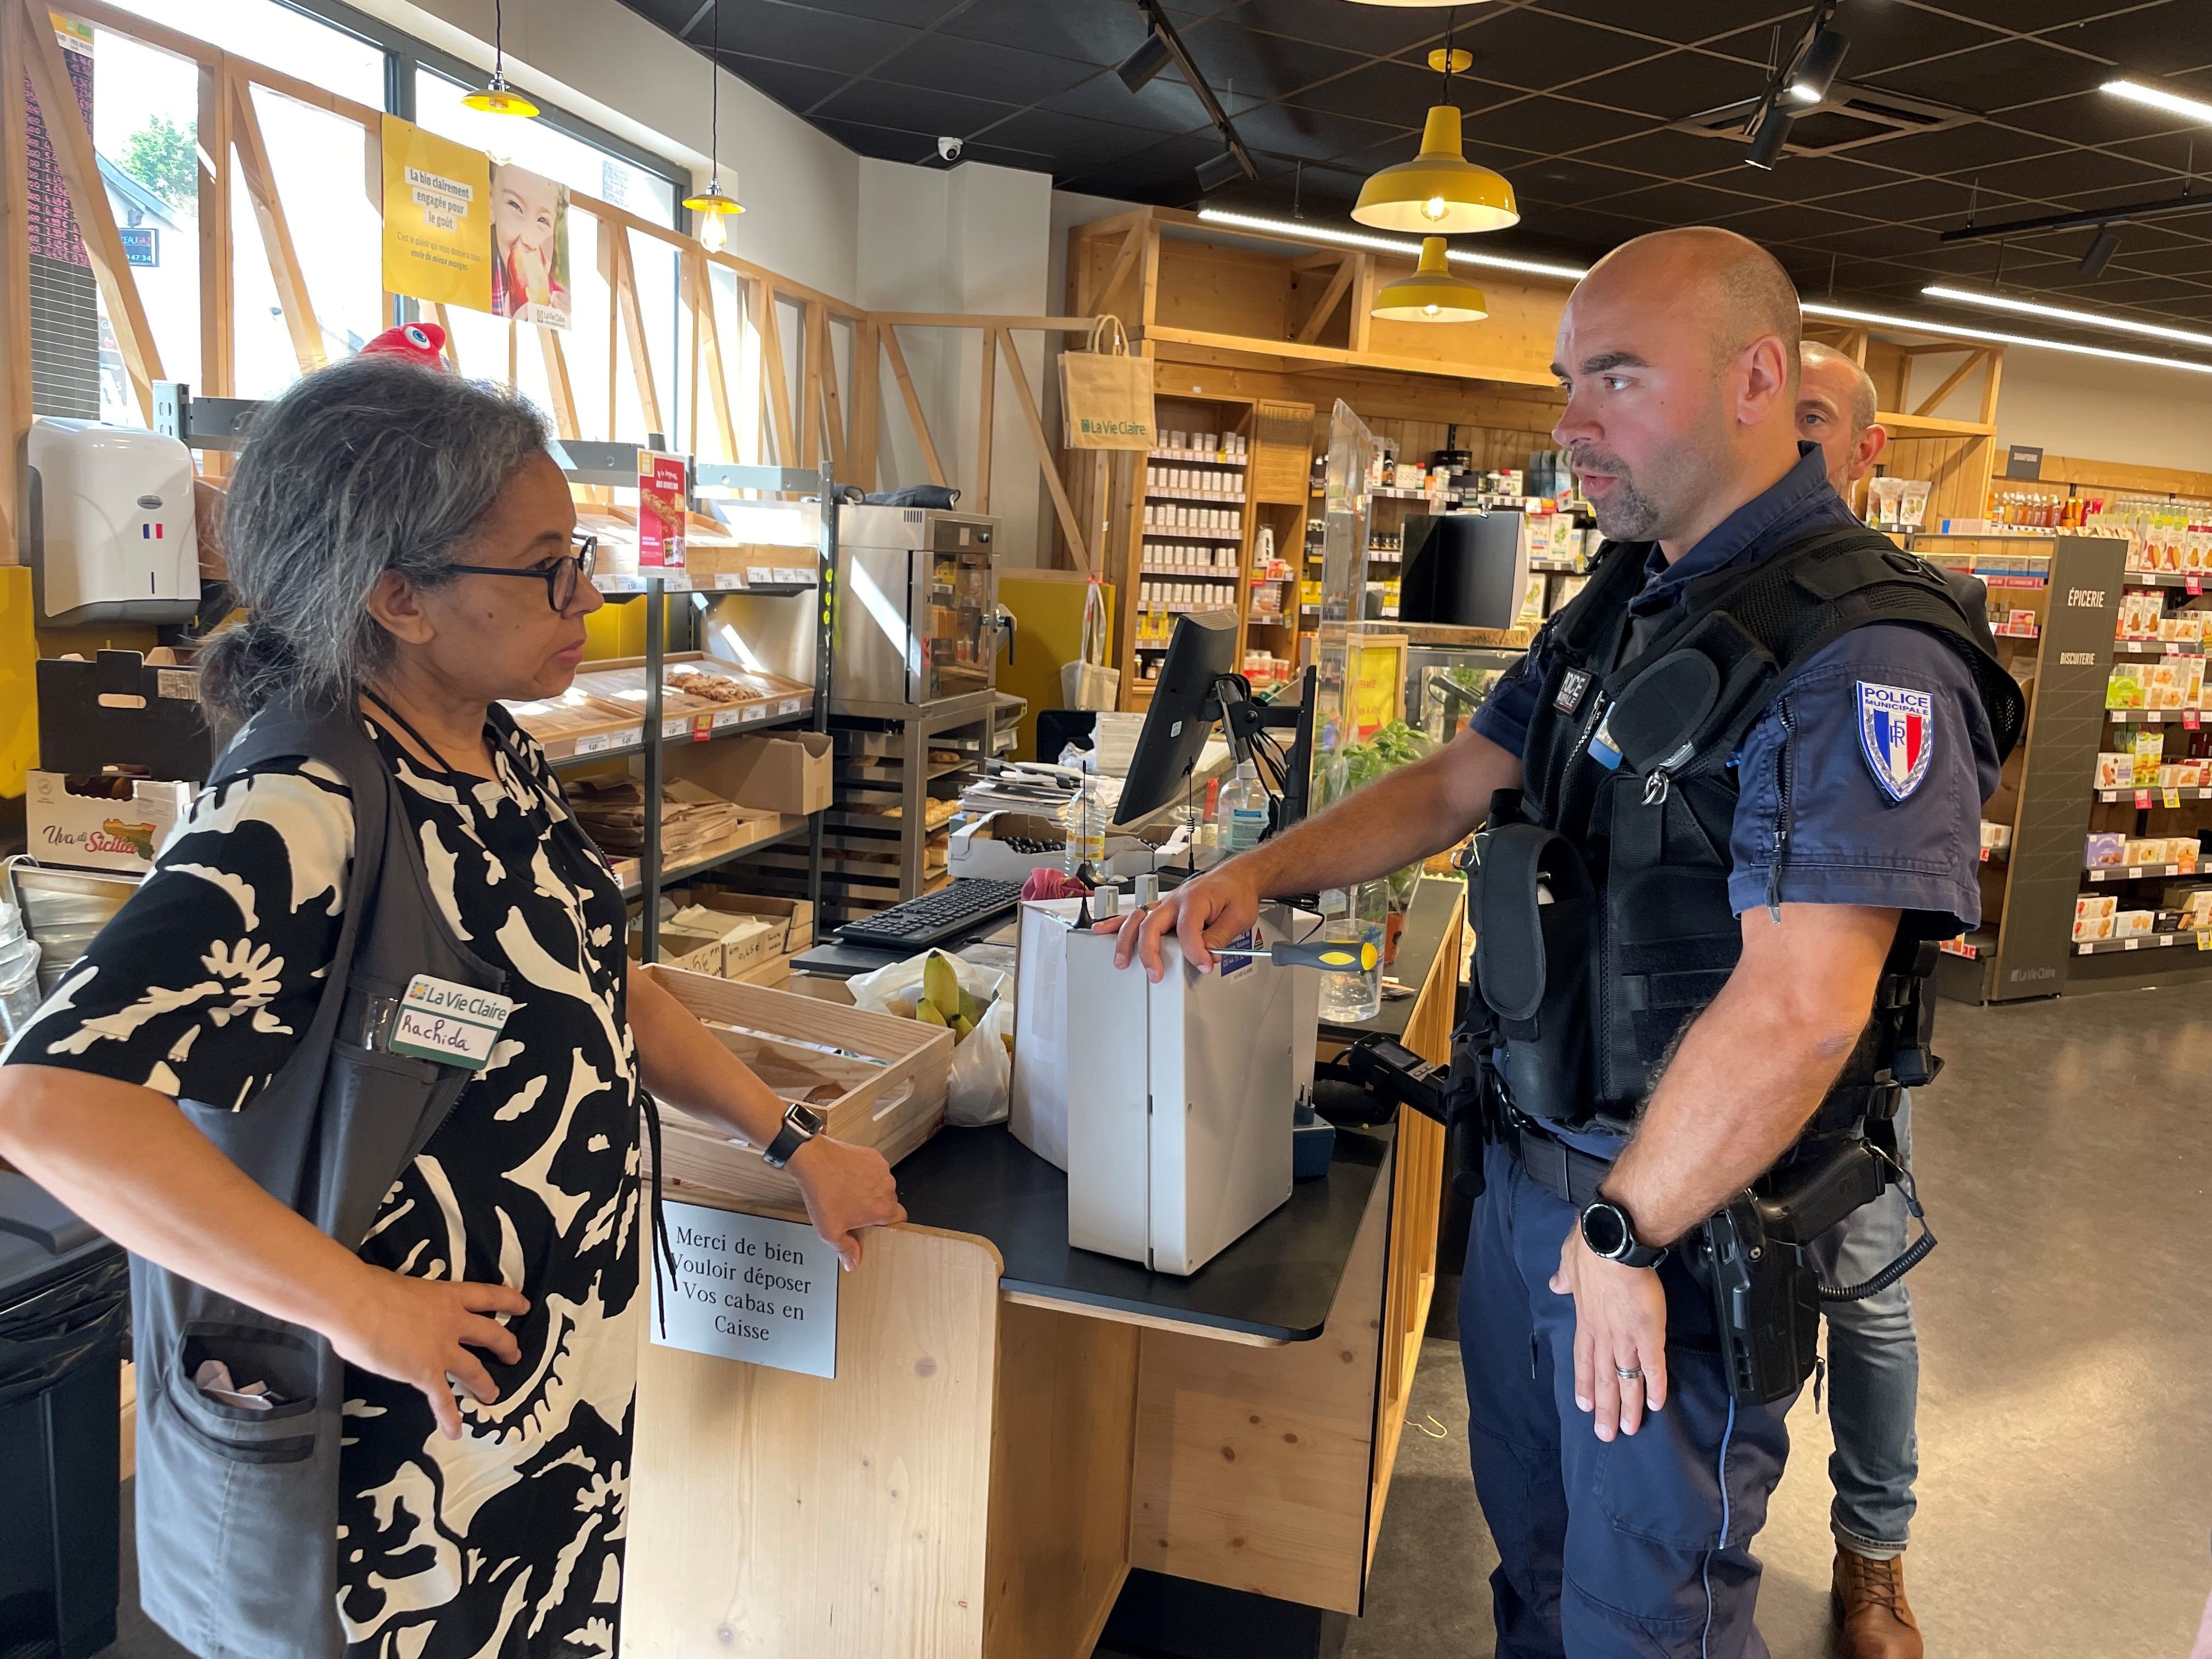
left=637, top=450, right=688, bottom=569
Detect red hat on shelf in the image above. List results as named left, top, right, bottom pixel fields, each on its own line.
left=360, top=320, right=449, bottom=370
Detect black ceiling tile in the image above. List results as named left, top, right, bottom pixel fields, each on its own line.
left=1963, top=146, right=2177, bottom=207
left=967, top=104, right=1166, bottom=166
left=1522, top=0, right=1767, bottom=49
left=2036, top=273, right=2212, bottom=304
left=1572, top=123, right=1754, bottom=176
left=752, top=0, right=960, bottom=24
left=935, top=0, right=1149, bottom=64
left=2107, top=131, right=2212, bottom=179
left=2067, top=0, right=2212, bottom=76
left=1561, top=50, right=1769, bottom=123
left=1227, top=101, right=1406, bottom=166
left=1458, top=94, right=1655, bottom=154
left=1706, top=199, right=1900, bottom=246
left=1442, top=6, right=1673, bottom=90
left=1509, top=154, right=1662, bottom=206
left=1686, top=149, right=1905, bottom=202
left=1173, top=17, right=1368, bottom=101
left=1921, top=0, right=2154, bottom=30
left=874, top=31, right=1103, bottom=100
left=1051, top=65, right=1217, bottom=132
left=2005, top=88, right=2210, bottom=149
left=1589, top=177, right=1791, bottom=227
left=1283, top=55, right=1489, bottom=125
left=2097, top=241, right=2212, bottom=275
left=1848, top=122, right=2072, bottom=178
left=806, top=113, right=942, bottom=164
left=1813, top=175, right=1989, bottom=225
left=718, top=51, right=853, bottom=112
left=1860, top=39, right=2118, bottom=114
left=1224, top=0, right=1448, bottom=55
left=811, top=78, right=1023, bottom=137
left=704, top=0, right=923, bottom=71
left=1785, top=222, right=1951, bottom=259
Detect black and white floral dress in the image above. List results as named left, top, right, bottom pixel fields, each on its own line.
left=4, top=714, right=642, bottom=1658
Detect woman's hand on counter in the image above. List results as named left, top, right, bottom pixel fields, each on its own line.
left=1101, top=861, right=1262, bottom=981
left=325, top=1268, right=531, bottom=1440
left=788, top=1136, right=906, bottom=1271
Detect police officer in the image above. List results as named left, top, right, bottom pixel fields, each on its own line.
left=1795, top=340, right=1928, bottom=1659
left=1113, top=227, right=2016, bottom=1657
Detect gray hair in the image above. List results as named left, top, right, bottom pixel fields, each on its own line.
left=1801, top=340, right=1878, bottom=438
left=199, top=354, right=550, bottom=730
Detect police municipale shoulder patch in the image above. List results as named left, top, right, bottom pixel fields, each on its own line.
left=1857, top=681, right=1934, bottom=802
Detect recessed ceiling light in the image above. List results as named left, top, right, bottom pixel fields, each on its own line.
left=2101, top=78, right=2212, bottom=125
left=1921, top=283, right=2212, bottom=351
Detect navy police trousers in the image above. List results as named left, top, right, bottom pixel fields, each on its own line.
left=1459, top=1142, right=1797, bottom=1658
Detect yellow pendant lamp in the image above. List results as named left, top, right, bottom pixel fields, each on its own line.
left=682, top=1, right=745, bottom=251
left=1371, top=236, right=1487, bottom=322
left=1354, top=104, right=1517, bottom=233
left=462, top=0, right=538, bottom=116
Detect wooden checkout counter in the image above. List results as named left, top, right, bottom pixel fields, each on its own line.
left=622, top=878, right=1466, bottom=1659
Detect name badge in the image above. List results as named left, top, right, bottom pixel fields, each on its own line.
left=1586, top=705, right=1624, bottom=771
left=388, top=974, right=517, bottom=1070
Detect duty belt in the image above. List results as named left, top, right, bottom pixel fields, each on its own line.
left=1502, top=1113, right=1621, bottom=1209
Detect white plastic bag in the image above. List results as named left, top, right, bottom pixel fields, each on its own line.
left=844, top=950, right=1014, bottom=1127
left=1059, top=578, right=1120, bottom=710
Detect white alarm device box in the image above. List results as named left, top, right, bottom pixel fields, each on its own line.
left=1062, top=902, right=1319, bottom=1275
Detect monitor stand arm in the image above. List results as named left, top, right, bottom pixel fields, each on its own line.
left=1205, top=675, right=1301, bottom=766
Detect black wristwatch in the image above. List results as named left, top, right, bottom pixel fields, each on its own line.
left=1579, top=1199, right=1667, bottom=1269
left=761, top=1104, right=825, bottom=1170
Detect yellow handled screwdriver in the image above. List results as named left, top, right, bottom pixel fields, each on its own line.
left=1211, top=939, right=1380, bottom=973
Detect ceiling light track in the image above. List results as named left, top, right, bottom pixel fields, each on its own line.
left=1125, top=0, right=1257, bottom=189
left=1937, top=190, right=2212, bottom=244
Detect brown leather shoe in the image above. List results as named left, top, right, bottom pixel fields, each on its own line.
left=1831, top=1544, right=1923, bottom=1659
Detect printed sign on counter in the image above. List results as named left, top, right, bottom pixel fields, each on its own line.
left=637, top=450, right=689, bottom=569
left=651, top=1200, right=837, bottom=1378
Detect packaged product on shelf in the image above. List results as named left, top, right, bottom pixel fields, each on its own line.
left=2113, top=909, right=2158, bottom=938
left=1897, top=480, right=1932, bottom=531
left=2179, top=840, right=2203, bottom=873
left=2124, top=837, right=2170, bottom=866
left=2132, top=729, right=2167, bottom=777
left=2186, top=657, right=2207, bottom=707
left=2106, top=663, right=2146, bottom=709
left=2085, top=833, right=2128, bottom=867
left=2095, top=752, right=2135, bottom=789
left=2075, top=894, right=2118, bottom=925
left=2120, top=591, right=2162, bottom=639
left=2146, top=659, right=2192, bottom=710
left=2072, top=913, right=2117, bottom=943
left=2176, top=889, right=2212, bottom=929
left=2174, top=612, right=2206, bottom=644
left=1979, top=820, right=2013, bottom=860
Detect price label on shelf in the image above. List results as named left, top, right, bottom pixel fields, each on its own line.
left=663, top=718, right=691, bottom=740
left=2124, top=937, right=2141, bottom=950
left=778, top=697, right=803, bottom=716
left=712, top=708, right=745, bottom=730
left=715, top=573, right=747, bottom=590
left=741, top=704, right=769, bottom=723
left=2190, top=576, right=2204, bottom=596
left=2166, top=788, right=2184, bottom=809
left=2187, top=710, right=2203, bottom=730
left=2137, top=789, right=2154, bottom=810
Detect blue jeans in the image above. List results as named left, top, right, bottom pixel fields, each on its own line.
left=1804, top=1097, right=1919, bottom=1558
left=1460, top=1141, right=1796, bottom=1659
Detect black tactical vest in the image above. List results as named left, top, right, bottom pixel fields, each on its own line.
left=1471, top=523, right=2024, bottom=1136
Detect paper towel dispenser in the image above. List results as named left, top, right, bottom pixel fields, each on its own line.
left=26, top=419, right=199, bottom=626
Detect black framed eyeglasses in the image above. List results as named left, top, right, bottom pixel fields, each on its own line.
left=448, top=534, right=599, bottom=612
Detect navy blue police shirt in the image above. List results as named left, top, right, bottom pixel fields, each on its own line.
left=1473, top=442, right=2001, bottom=940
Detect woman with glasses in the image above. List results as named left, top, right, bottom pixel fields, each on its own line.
left=0, top=355, right=901, bottom=1658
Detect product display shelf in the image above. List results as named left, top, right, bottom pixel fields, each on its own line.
left=2074, top=929, right=2212, bottom=956
left=551, top=444, right=840, bottom=962
left=543, top=701, right=815, bottom=771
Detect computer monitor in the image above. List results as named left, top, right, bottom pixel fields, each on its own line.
left=1400, top=511, right=1527, bottom=629
left=1113, top=610, right=1240, bottom=827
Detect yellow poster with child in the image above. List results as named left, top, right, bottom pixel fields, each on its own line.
left=380, top=117, right=493, bottom=312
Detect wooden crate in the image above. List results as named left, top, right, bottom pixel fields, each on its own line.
left=642, top=964, right=952, bottom=1207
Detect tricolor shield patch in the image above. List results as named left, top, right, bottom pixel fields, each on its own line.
left=1857, top=681, right=1934, bottom=802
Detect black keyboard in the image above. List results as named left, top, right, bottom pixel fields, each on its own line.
left=836, top=878, right=1025, bottom=951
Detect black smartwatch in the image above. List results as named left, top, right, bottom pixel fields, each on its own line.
left=1579, top=1199, right=1667, bottom=1269
left=761, top=1104, right=826, bottom=1170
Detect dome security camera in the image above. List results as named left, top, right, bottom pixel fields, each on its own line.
left=937, top=136, right=963, bottom=162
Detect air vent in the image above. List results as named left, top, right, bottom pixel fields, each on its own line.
left=1670, top=80, right=1978, bottom=159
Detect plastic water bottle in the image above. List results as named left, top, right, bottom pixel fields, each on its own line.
left=0, top=901, right=42, bottom=1040
left=1064, top=773, right=1104, bottom=878
left=1216, top=759, right=1269, bottom=854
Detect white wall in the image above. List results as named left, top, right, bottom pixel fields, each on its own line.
left=1908, top=346, right=2212, bottom=477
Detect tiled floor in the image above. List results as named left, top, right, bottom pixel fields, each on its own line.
left=97, top=983, right=2212, bottom=1657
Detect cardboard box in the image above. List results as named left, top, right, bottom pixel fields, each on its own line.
left=2095, top=752, right=2135, bottom=789
left=2075, top=894, right=2117, bottom=924
left=26, top=770, right=192, bottom=873
left=2114, top=909, right=2157, bottom=937
left=2086, top=833, right=2128, bottom=867
left=36, top=651, right=212, bottom=781
left=676, top=730, right=833, bottom=815
left=2072, top=912, right=2116, bottom=942
left=627, top=916, right=724, bottom=977
left=664, top=888, right=814, bottom=954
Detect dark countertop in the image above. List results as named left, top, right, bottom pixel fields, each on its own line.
left=895, top=1122, right=1391, bottom=1344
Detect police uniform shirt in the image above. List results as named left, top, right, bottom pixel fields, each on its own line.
left=1473, top=443, right=2001, bottom=940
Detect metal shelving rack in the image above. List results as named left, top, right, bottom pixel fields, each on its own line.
left=548, top=441, right=839, bottom=963
left=151, top=387, right=839, bottom=968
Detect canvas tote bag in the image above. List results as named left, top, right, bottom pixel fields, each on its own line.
left=1058, top=576, right=1120, bottom=710
left=1059, top=315, right=1154, bottom=451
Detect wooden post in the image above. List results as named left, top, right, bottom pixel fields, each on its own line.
left=428, top=302, right=460, bottom=371
left=996, top=326, right=1088, bottom=573
left=14, top=0, right=162, bottom=418
left=537, top=324, right=581, bottom=438
left=756, top=284, right=799, bottom=467
left=880, top=324, right=947, bottom=488
left=608, top=227, right=664, bottom=437
left=850, top=318, right=879, bottom=492
left=798, top=300, right=823, bottom=470
left=196, top=61, right=233, bottom=406
left=1347, top=255, right=1375, bottom=355
left=1295, top=257, right=1355, bottom=346
left=0, top=16, right=29, bottom=556
left=976, top=327, right=995, bottom=516
left=228, top=70, right=325, bottom=374
left=689, top=257, right=737, bottom=462
left=818, top=313, right=850, bottom=479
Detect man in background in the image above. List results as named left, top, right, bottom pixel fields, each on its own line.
left=1797, top=340, right=1925, bottom=1659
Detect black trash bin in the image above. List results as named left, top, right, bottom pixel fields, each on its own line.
left=0, top=1170, right=128, bottom=1659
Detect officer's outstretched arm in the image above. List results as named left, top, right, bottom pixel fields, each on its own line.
left=1111, top=723, right=1522, bottom=980
left=1599, top=901, right=1901, bottom=1246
